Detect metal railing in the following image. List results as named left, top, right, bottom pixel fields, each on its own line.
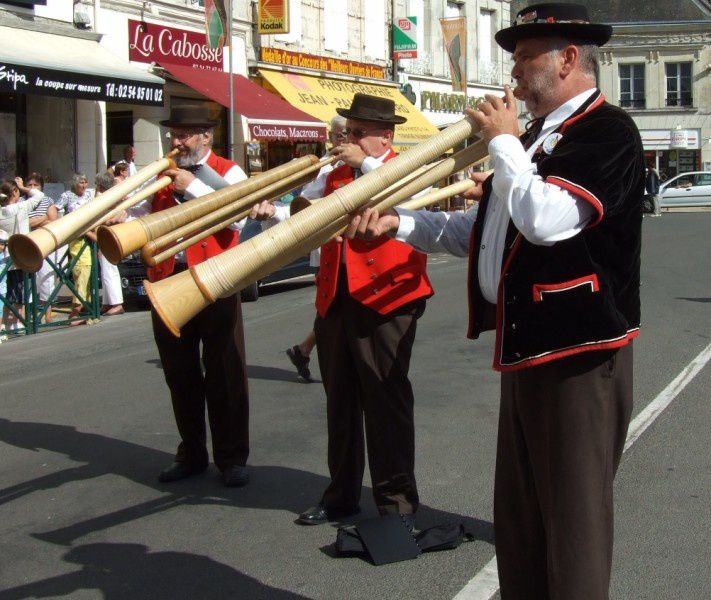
left=0, top=239, right=101, bottom=337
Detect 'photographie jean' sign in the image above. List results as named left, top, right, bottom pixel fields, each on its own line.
left=0, top=63, right=163, bottom=105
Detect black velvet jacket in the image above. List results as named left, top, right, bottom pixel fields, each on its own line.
left=467, top=91, right=644, bottom=371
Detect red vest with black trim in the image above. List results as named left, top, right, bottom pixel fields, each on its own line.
left=147, top=151, right=240, bottom=283
left=315, top=150, right=433, bottom=317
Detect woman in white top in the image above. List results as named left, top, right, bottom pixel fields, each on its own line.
left=0, top=178, right=45, bottom=331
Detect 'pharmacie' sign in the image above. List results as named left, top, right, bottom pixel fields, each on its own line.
left=0, top=63, right=163, bottom=106
left=421, top=91, right=485, bottom=112
left=248, top=122, right=327, bottom=142
left=128, top=20, right=223, bottom=71
left=261, top=47, right=386, bottom=80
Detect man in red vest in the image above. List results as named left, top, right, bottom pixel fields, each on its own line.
left=132, top=105, right=251, bottom=487
left=252, top=94, right=434, bottom=526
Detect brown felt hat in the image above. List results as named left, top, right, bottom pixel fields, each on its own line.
left=336, top=93, right=407, bottom=125
left=160, top=104, right=219, bottom=128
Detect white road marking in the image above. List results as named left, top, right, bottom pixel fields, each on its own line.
left=453, top=341, right=711, bottom=600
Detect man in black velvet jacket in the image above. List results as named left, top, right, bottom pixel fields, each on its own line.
left=346, top=3, right=644, bottom=598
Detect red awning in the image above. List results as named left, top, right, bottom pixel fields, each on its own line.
left=161, top=63, right=327, bottom=142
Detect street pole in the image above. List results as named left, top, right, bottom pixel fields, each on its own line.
left=228, top=0, right=235, bottom=162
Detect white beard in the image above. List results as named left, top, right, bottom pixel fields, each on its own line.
left=176, top=147, right=203, bottom=168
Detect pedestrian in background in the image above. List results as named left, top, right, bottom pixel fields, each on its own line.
left=285, top=114, right=348, bottom=382
left=26, top=172, right=59, bottom=323
left=0, top=178, right=45, bottom=332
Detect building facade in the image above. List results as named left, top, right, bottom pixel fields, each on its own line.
left=600, top=21, right=711, bottom=177
left=396, top=0, right=512, bottom=129
left=511, top=0, right=711, bottom=177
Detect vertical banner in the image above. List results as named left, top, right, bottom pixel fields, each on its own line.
left=440, top=17, right=467, bottom=92
left=393, top=16, right=418, bottom=59
left=258, top=0, right=290, bottom=34
left=205, top=0, right=229, bottom=48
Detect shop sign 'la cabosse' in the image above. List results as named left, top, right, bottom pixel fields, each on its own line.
left=128, top=20, right=223, bottom=71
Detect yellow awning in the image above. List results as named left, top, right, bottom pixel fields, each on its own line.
left=258, top=69, right=439, bottom=152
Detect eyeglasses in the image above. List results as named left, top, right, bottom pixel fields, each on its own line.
left=333, top=130, right=349, bottom=139
left=343, top=127, right=385, bottom=139
left=168, top=129, right=206, bottom=140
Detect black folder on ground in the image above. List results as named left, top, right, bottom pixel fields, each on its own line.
left=352, top=514, right=421, bottom=565
left=335, top=520, right=479, bottom=565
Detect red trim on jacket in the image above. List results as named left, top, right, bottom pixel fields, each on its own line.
left=492, top=234, right=522, bottom=370
left=495, top=329, right=639, bottom=372
left=560, top=92, right=605, bottom=133
left=532, top=274, right=599, bottom=302
left=546, top=176, right=604, bottom=226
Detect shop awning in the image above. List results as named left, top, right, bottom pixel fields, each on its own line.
left=162, top=63, right=327, bottom=142
left=0, top=26, right=164, bottom=106
left=258, top=69, right=440, bottom=151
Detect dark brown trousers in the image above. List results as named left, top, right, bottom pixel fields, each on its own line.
left=151, top=293, right=250, bottom=472
left=314, top=281, right=425, bottom=515
left=495, top=343, right=634, bottom=600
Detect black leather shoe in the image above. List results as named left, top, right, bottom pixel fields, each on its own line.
left=286, top=346, right=312, bottom=381
left=157, top=462, right=207, bottom=483
left=296, top=504, right=360, bottom=525
left=400, top=513, right=415, bottom=532
left=222, top=465, right=250, bottom=487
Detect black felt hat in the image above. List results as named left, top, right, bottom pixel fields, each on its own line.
left=336, top=93, right=407, bottom=125
left=495, top=3, right=612, bottom=53
left=159, top=104, right=219, bottom=128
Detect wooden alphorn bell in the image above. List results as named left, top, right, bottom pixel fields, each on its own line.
left=140, top=156, right=334, bottom=267
left=144, top=117, right=483, bottom=337
left=8, top=150, right=178, bottom=272
left=97, top=155, right=321, bottom=265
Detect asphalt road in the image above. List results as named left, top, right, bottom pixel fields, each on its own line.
left=0, top=213, right=709, bottom=599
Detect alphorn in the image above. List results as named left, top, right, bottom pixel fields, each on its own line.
left=297, top=140, right=488, bottom=250
left=8, top=150, right=178, bottom=272
left=77, top=176, right=172, bottom=238
left=145, top=117, right=483, bottom=337
left=140, top=157, right=333, bottom=267
left=395, top=179, right=478, bottom=211
left=98, top=155, right=321, bottom=265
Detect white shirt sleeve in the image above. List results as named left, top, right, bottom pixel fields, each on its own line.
left=488, top=134, right=595, bottom=246
left=394, top=206, right=476, bottom=257
left=182, top=163, right=249, bottom=232
left=27, top=188, right=45, bottom=209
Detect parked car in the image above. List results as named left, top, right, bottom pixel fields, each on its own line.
left=659, top=171, right=711, bottom=207
left=116, top=219, right=317, bottom=306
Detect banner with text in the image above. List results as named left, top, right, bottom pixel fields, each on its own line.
left=128, top=20, right=223, bottom=71
left=440, top=17, right=467, bottom=93
left=0, top=62, right=163, bottom=105
left=393, top=17, right=417, bottom=59
left=259, top=69, right=438, bottom=150
left=258, top=0, right=289, bottom=34
left=260, top=47, right=386, bottom=80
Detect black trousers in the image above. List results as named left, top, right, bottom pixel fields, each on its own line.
left=495, top=343, right=634, bottom=600
left=314, top=278, right=425, bottom=515
left=151, top=293, right=249, bottom=472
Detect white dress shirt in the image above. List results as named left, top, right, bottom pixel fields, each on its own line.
left=395, top=88, right=598, bottom=304
left=127, top=150, right=248, bottom=262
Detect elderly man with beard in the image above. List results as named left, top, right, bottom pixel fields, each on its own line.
left=347, top=4, right=644, bottom=597
left=130, top=105, right=251, bottom=488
